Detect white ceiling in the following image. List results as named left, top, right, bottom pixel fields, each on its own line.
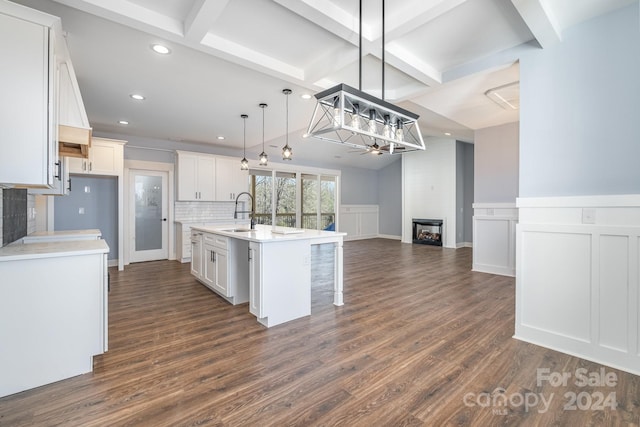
left=11, top=0, right=634, bottom=169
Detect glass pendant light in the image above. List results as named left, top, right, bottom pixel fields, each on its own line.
left=282, top=89, right=293, bottom=160
left=258, top=103, right=268, bottom=166
left=240, top=114, right=249, bottom=170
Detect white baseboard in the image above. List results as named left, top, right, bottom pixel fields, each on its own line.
left=377, top=234, right=401, bottom=240
left=108, top=259, right=118, bottom=268
left=456, top=241, right=472, bottom=248
left=472, top=263, right=515, bottom=277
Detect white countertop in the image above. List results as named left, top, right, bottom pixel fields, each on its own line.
left=0, top=239, right=109, bottom=262
left=24, top=229, right=102, bottom=238
left=191, top=224, right=345, bottom=243
left=175, top=219, right=250, bottom=226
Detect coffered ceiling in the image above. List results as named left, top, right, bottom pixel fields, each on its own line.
left=11, top=0, right=634, bottom=169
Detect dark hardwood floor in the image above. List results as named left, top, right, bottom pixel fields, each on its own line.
left=1, top=239, right=638, bottom=426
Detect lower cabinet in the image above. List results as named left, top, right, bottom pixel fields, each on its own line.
left=191, top=231, right=249, bottom=305
left=248, top=241, right=263, bottom=318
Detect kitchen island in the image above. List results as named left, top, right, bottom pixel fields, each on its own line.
left=0, top=237, right=109, bottom=398
left=190, top=224, right=346, bottom=327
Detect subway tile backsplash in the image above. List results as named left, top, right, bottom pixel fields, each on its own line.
left=0, top=189, right=37, bottom=248
left=174, top=201, right=240, bottom=222
left=2, top=188, right=27, bottom=246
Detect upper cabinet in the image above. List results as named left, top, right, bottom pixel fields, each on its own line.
left=177, top=151, right=216, bottom=201
left=0, top=4, right=58, bottom=188
left=0, top=2, right=92, bottom=189
left=68, top=138, right=125, bottom=176
left=176, top=151, right=249, bottom=202
left=215, top=157, right=249, bottom=201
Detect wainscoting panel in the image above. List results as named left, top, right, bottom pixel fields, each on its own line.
left=515, top=195, right=640, bottom=375
left=472, top=203, right=517, bottom=276
left=339, top=205, right=379, bottom=241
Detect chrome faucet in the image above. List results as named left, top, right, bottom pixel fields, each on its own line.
left=234, top=192, right=256, bottom=229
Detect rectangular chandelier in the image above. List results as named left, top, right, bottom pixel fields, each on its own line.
left=305, top=83, right=426, bottom=153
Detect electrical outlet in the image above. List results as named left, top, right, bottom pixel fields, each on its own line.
left=79, top=207, right=85, bottom=215
left=84, top=186, right=90, bottom=193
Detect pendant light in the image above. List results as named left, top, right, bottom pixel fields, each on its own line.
left=258, top=103, right=268, bottom=166
left=281, top=89, right=293, bottom=160
left=240, top=114, right=249, bottom=170
left=305, top=0, right=425, bottom=153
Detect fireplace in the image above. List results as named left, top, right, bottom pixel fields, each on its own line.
left=412, top=218, right=443, bottom=246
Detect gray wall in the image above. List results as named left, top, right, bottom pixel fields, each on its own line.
left=377, top=159, right=402, bottom=236
left=519, top=3, right=640, bottom=197
left=54, top=175, right=118, bottom=260
left=340, top=167, right=379, bottom=204
left=456, top=141, right=474, bottom=244
left=463, top=143, right=474, bottom=243
left=474, top=122, right=519, bottom=203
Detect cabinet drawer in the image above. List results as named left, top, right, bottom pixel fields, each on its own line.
left=204, top=233, right=228, bottom=250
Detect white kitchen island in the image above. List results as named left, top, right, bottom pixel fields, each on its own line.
left=0, top=238, right=109, bottom=398
left=190, top=224, right=346, bottom=327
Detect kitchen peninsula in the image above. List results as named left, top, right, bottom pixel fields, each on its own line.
left=190, top=224, right=346, bottom=327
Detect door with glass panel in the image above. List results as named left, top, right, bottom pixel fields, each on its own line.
left=129, top=170, right=168, bottom=262
left=302, top=174, right=336, bottom=230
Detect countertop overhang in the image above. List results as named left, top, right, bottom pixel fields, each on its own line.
left=0, top=239, right=109, bottom=261
left=190, top=224, right=346, bottom=243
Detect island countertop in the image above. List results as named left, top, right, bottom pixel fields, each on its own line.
left=0, top=239, right=109, bottom=262
left=190, top=224, right=346, bottom=243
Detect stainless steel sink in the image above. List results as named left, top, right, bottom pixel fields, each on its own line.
left=221, top=228, right=252, bottom=233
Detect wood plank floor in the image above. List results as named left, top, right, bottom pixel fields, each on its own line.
left=1, top=239, right=638, bottom=426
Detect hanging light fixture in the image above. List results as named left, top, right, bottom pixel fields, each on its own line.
left=258, top=103, right=268, bottom=166
left=240, top=114, right=249, bottom=170
left=282, top=89, right=293, bottom=160
left=305, top=0, right=425, bottom=154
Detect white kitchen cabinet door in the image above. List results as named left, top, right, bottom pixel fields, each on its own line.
left=68, top=138, right=124, bottom=176
left=249, top=242, right=263, bottom=318
left=0, top=11, right=56, bottom=188
left=213, top=249, right=229, bottom=296
left=190, top=232, right=202, bottom=277
left=202, top=244, right=216, bottom=289
left=176, top=151, right=215, bottom=201
left=215, top=157, right=249, bottom=201
left=28, top=157, right=70, bottom=196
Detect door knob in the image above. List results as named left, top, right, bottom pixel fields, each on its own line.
left=162, top=218, right=167, bottom=221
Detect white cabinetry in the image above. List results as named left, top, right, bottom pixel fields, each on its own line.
left=68, top=138, right=124, bottom=176
left=249, top=241, right=263, bottom=318
left=215, top=156, right=249, bottom=201
left=190, top=230, right=249, bottom=305
left=190, top=230, right=202, bottom=277
left=339, top=205, right=379, bottom=241
left=0, top=6, right=57, bottom=188
left=28, top=156, right=71, bottom=196
left=176, top=151, right=215, bottom=201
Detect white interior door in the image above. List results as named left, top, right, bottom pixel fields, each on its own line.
left=129, top=170, right=168, bottom=262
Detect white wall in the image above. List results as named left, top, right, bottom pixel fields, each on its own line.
left=402, top=138, right=457, bottom=248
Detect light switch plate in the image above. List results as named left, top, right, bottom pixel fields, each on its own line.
left=582, top=208, right=596, bottom=224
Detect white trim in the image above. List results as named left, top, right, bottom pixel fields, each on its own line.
left=456, top=242, right=472, bottom=248
left=378, top=234, right=401, bottom=240
left=472, top=202, right=516, bottom=209
left=108, top=259, right=118, bottom=268
left=472, top=204, right=518, bottom=277
left=517, top=194, right=640, bottom=208
left=124, top=160, right=175, bottom=265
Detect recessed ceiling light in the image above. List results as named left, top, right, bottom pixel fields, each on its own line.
left=269, top=144, right=278, bottom=148
left=301, top=94, right=312, bottom=100
left=444, top=132, right=451, bottom=136
left=118, top=120, right=129, bottom=125
left=130, top=94, right=145, bottom=100
left=334, top=155, right=341, bottom=159
left=151, top=44, right=170, bottom=55
left=217, top=136, right=225, bottom=140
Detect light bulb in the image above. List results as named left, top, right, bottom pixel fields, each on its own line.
left=332, top=97, right=341, bottom=127
left=259, top=152, right=268, bottom=166
left=240, top=157, right=249, bottom=170
left=382, top=115, right=392, bottom=139
left=282, top=144, right=292, bottom=160
left=368, top=110, right=377, bottom=137
left=395, top=120, right=404, bottom=142
left=351, top=103, right=361, bottom=131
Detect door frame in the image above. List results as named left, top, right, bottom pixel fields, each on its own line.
left=124, top=160, right=175, bottom=266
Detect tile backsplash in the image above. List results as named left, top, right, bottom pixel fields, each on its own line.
left=2, top=188, right=27, bottom=246
left=174, top=201, right=245, bottom=222
left=0, top=189, right=37, bottom=248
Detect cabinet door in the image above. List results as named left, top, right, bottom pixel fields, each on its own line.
left=89, top=139, right=122, bottom=175
left=249, top=242, right=263, bottom=317
left=197, top=156, right=216, bottom=201
left=213, top=249, right=229, bottom=296
left=215, top=157, right=249, bottom=201
left=203, top=244, right=216, bottom=288
left=68, top=156, right=86, bottom=174
left=0, top=13, right=55, bottom=187
left=28, top=157, right=70, bottom=196
left=190, top=234, right=202, bottom=277
left=177, top=153, right=198, bottom=201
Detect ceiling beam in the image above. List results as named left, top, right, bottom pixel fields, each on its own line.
left=382, top=0, right=467, bottom=41
left=509, top=0, right=561, bottom=48
left=184, top=0, right=230, bottom=43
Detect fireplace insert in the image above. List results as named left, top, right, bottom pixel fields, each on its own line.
left=412, top=218, right=443, bottom=246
